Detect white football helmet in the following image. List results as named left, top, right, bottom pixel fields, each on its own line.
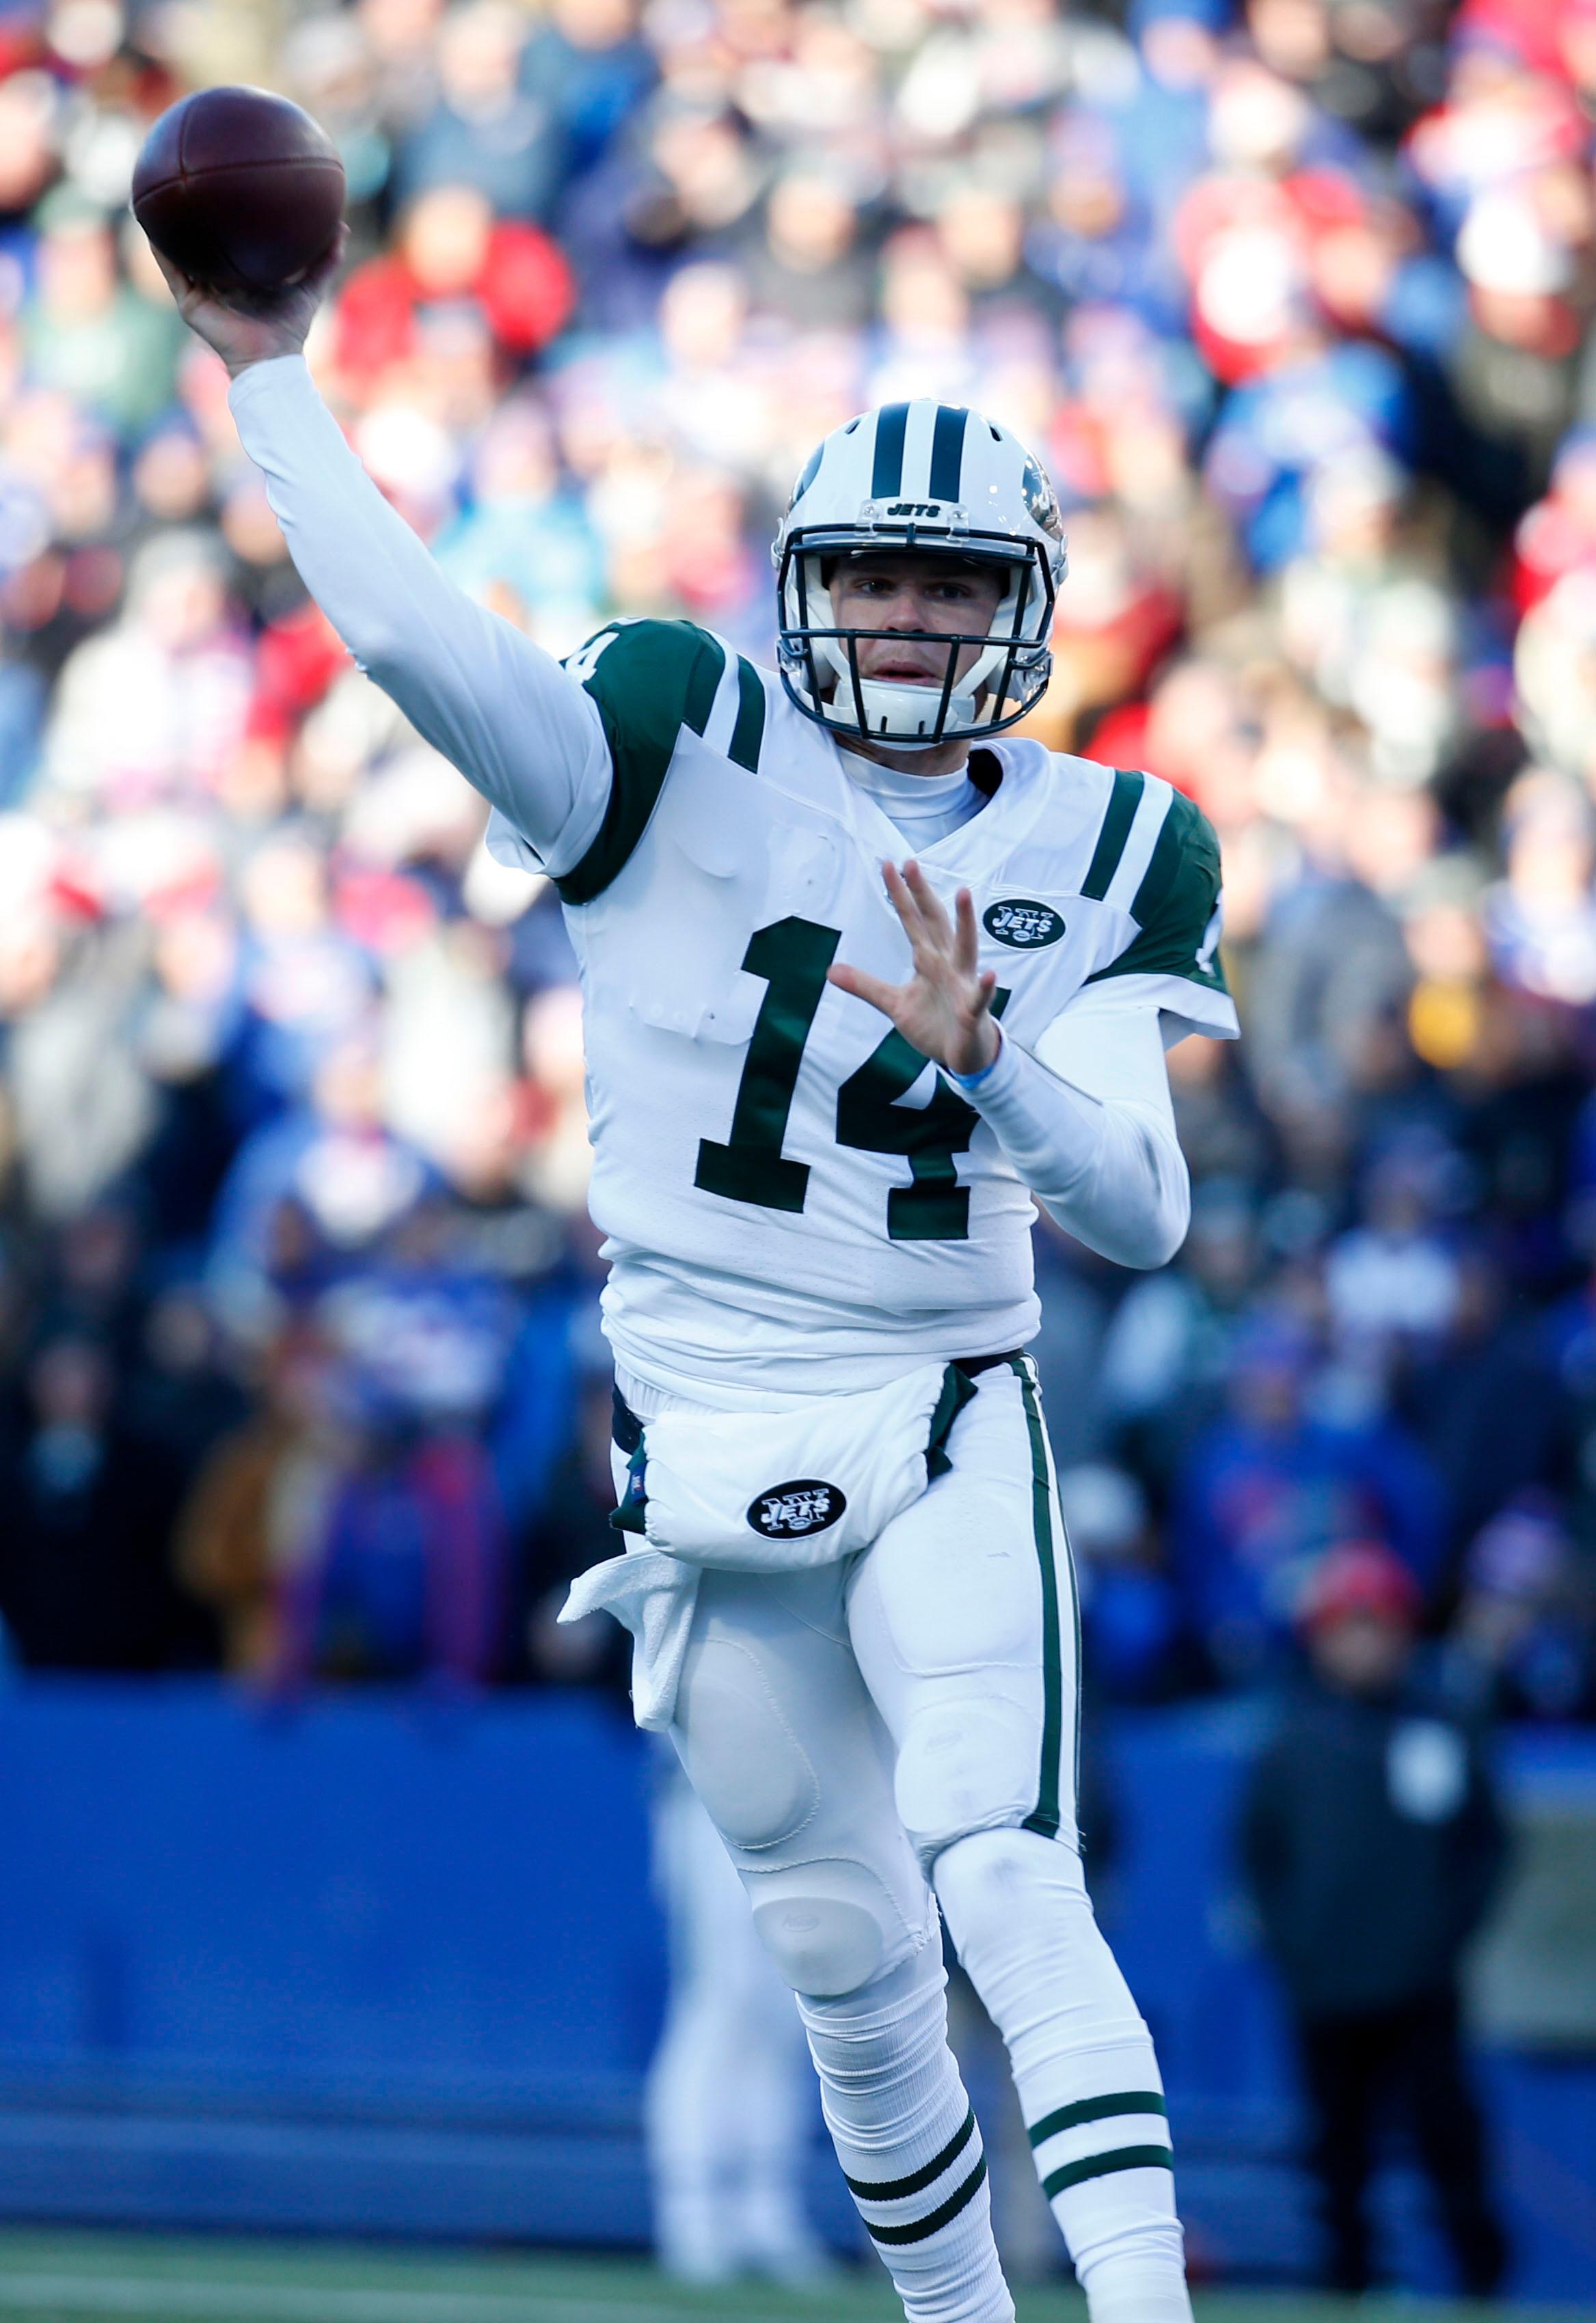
left=772, top=399, right=1068, bottom=750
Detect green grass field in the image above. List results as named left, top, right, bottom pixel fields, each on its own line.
left=0, top=2235, right=1585, bottom=2323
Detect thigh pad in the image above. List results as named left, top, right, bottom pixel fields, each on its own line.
left=675, top=1633, right=820, bottom=1851
left=893, top=1694, right=1042, bottom=1863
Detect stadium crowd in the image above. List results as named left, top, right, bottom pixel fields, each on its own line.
left=0, top=0, right=1594, bottom=1720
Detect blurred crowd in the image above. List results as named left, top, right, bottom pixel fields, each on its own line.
left=0, top=0, right=1595, bottom=1717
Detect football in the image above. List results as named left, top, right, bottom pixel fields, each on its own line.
left=132, top=85, right=345, bottom=299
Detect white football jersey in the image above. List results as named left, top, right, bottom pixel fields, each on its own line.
left=493, top=619, right=1238, bottom=1394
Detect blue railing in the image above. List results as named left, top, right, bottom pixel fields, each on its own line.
left=0, top=1681, right=1591, bottom=2296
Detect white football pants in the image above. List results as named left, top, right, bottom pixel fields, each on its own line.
left=620, top=1356, right=1190, bottom=2323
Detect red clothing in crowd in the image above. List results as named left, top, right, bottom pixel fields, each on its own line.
left=331, top=222, right=576, bottom=390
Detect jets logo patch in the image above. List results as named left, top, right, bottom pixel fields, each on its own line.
left=983, top=899, right=1066, bottom=949
left=747, top=1480, right=847, bottom=1539
left=1021, top=457, right=1064, bottom=542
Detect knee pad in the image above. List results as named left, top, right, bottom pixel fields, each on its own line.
left=675, top=1635, right=818, bottom=1850
left=893, top=1695, right=1038, bottom=1864
left=745, top=1857, right=928, bottom=1998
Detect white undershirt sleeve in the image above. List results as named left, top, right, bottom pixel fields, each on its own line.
left=956, top=985, right=1192, bottom=1270
left=227, top=355, right=612, bottom=876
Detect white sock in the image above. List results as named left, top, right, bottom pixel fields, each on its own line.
left=934, top=1828, right=1193, bottom=2323
left=797, top=1944, right=1014, bottom=2323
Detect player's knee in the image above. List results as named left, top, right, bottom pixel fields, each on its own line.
left=745, top=1859, right=915, bottom=1998
left=675, top=1636, right=819, bottom=1850
left=934, top=1826, right=1149, bottom=2048
left=933, top=1823, right=1087, bottom=1951
left=893, top=1698, right=1039, bottom=1864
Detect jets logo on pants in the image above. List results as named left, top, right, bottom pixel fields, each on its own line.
left=748, top=1482, right=847, bottom=1538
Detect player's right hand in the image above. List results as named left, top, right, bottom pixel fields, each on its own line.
left=829, top=860, right=1002, bottom=1080
left=150, top=223, right=348, bottom=380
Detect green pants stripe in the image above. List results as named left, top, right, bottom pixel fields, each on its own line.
left=1014, top=1356, right=1072, bottom=1842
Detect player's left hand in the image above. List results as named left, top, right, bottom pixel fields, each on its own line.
left=828, top=860, right=1000, bottom=1078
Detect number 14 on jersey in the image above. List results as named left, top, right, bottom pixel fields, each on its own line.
left=694, top=916, right=1009, bottom=1243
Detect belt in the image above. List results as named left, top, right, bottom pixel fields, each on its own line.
left=611, top=1348, right=1023, bottom=1456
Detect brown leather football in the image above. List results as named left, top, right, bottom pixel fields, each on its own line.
left=132, top=86, right=345, bottom=298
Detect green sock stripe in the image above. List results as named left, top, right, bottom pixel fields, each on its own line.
left=1043, top=2145, right=1174, bottom=2200
left=1081, top=767, right=1144, bottom=901
left=1014, top=1357, right=1064, bottom=1841
left=865, top=2156, right=988, bottom=2246
left=844, top=2106, right=976, bottom=2203
left=1028, top=2092, right=1167, bottom=2149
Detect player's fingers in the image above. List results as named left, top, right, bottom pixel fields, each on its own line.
left=148, top=245, right=202, bottom=316
left=882, top=859, right=927, bottom=944
left=904, top=859, right=953, bottom=948
left=954, top=886, right=979, bottom=975
left=828, top=962, right=905, bottom=1017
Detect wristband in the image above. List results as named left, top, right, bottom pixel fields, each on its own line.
left=951, top=1026, right=1005, bottom=1089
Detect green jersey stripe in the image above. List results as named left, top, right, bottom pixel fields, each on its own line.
left=1081, top=768, right=1143, bottom=901
left=1085, top=788, right=1228, bottom=996
left=554, top=621, right=725, bottom=906
left=681, top=623, right=723, bottom=738
left=1128, top=788, right=1188, bottom=928
left=729, top=657, right=766, bottom=772
left=1028, top=2093, right=1168, bottom=2149
left=1042, top=2145, right=1174, bottom=2200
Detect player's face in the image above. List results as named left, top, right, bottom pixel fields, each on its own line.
left=832, top=555, right=1006, bottom=690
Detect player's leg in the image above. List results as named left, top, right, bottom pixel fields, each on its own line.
left=848, top=1355, right=1192, bottom=2323
left=668, top=1562, right=1014, bottom=2323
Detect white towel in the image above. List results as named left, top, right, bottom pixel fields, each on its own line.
left=559, top=1360, right=977, bottom=1730
left=560, top=1547, right=699, bottom=1732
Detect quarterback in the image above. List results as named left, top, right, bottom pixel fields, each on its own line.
left=162, top=239, right=1237, bottom=2323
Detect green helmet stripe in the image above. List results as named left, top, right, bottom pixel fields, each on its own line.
left=871, top=402, right=909, bottom=498
left=928, top=404, right=968, bottom=500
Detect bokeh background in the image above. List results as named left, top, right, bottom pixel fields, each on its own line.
left=0, top=0, right=1593, bottom=2305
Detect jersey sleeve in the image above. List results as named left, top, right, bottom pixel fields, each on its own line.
left=548, top=618, right=746, bottom=906
left=229, top=355, right=611, bottom=878
left=1084, top=784, right=1239, bottom=1043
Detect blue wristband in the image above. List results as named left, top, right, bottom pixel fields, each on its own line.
left=951, top=1030, right=1003, bottom=1090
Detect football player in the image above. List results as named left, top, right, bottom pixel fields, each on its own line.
left=160, top=241, right=1238, bottom=2323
